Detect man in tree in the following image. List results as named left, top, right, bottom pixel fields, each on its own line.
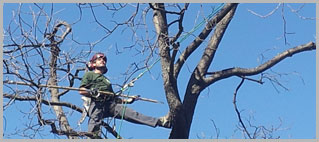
left=79, top=52, right=171, bottom=138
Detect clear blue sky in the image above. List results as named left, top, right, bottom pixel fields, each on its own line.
left=3, top=3, right=316, bottom=139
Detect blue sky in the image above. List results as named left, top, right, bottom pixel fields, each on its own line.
left=2, top=3, right=316, bottom=139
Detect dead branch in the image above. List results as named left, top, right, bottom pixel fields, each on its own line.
left=3, top=93, right=122, bottom=139
left=204, top=41, right=316, bottom=85
left=232, top=78, right=252, bottom=139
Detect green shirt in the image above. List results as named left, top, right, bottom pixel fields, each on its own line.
left=80, top=71, right=114, bottom=96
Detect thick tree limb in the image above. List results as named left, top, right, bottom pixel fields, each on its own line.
left=204, top=41, right=316, bottom=85
left=173, top=3, right=239, bottom=79
left=152, top=3, right=181, bottom=115
left=197, top=4, right=237, bottom=78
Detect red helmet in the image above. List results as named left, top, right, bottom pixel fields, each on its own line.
left=87, top=52, right=107, bottom=71
left=90, top=52, right=107, bottom=63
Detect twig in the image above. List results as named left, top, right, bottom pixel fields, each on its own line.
left=232, top=78, right=252, bottom=139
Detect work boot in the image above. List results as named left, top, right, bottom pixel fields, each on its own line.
left=157, top=115, right=172, bottom=128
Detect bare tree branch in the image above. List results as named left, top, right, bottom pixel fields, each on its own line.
left=3, top=93, right=83, bottom=112
left=3, top=93, right=122, bottom=138
left=232, top=78, right=252, bottom=139
left=204, top=41, right=315, bottom=85
left=197, top=4, right=237, bottom=78
left=169, top=3, right=189, bottom=44
left=247, top=3, right=282, bottom=18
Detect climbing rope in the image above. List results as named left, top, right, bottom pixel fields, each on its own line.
left=115, top=58, right=160, bottom=138
left=117, top=87, right=130, bottom=139
left=178, top=3, right=225, bottom=43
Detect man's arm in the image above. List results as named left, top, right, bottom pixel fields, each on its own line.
left=114, top=96, right=139, bottom=104
left=79, top=87, right=92, bottom=97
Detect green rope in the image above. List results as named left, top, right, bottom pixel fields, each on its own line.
left=178, top=3, right=225, bottom=43
left=117, top=87, right=130, bottom=139
left=120, top=57, right=161, bottom=93
left=115, top=58, right=160, bottom=138
left=136, top=58, right=161, bottom=80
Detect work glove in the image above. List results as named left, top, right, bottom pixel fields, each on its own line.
left=125, top=95, right=140, bottom=104
left=89, top=88, right=101, bottom=99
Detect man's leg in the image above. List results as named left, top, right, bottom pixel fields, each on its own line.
left=88, top=101, right=104, bottom=138
left=111, top=104, right=159, bottom=127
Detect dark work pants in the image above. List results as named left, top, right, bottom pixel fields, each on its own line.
left=87, top=100, right=158, bottom=134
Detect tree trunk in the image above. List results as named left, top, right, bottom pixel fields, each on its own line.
left=169, top=73, right=202, bottom=138
left=151, top=3, right=184, bottom=138
left=169, top=4, right=238, bottom=139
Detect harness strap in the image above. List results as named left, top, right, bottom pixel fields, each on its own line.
left=78, top=96, right=91, bottom=125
